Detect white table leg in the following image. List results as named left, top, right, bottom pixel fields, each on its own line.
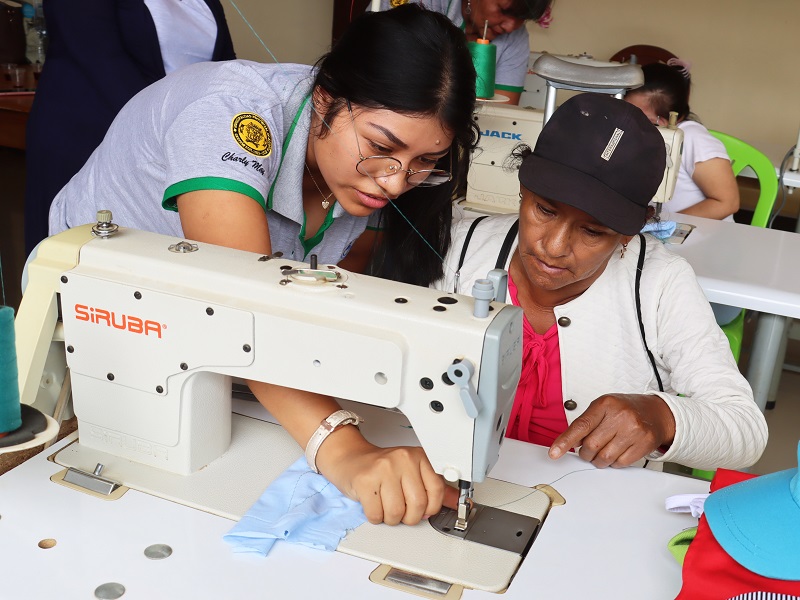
left=766, top=320, right=791, bottom=409
left=746, top=313, right=789, bottom=412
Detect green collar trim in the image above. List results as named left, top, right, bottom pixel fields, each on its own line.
left=299, top=202, right=337, bottom=257
left=495, top=84, right=524, bottom=93
left=267, top=94, right=311, bottom=211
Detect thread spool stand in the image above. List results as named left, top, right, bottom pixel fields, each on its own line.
left=0, top=304, right=59, bottom=455
left=0, top=405, right=59, bottom=455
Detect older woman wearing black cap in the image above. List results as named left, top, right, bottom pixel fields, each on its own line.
left=439, top=93, right=767, bottom=471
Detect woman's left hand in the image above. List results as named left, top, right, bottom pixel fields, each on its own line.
left=548, top=394, right=676, bottom=468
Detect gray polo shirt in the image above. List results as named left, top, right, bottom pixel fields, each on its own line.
left=49, top=61, right=377, bottom=264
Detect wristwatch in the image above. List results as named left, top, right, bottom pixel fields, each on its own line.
left=305, top=409, right=363, bottom=473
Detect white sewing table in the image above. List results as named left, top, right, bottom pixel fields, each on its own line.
left=0, top=401, right=706, bottom=600
left=664, top=213, right=800, bottom=411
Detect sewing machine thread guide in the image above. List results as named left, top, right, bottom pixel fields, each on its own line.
left=428, top=503, right=541, bottom=555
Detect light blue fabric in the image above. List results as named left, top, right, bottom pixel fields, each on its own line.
left=223, top=456, right=367, bottom=556
left=641, top=220, right=677, bottom=239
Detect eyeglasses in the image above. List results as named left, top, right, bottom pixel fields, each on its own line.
left=346, top=101, right=452, bottom=188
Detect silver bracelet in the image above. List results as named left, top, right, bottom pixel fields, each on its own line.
left=304, top=409, right=363, bottom=474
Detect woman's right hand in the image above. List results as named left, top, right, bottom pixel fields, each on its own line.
left=248, top=380, right=454, bottom=526
left=315, top=425, right=447, bottom=525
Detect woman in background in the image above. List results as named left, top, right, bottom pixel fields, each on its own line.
left=626, top=61, right=743, bottom=325
left=371, top=0, right=552, bottom=104
left=625, top=61, right=740, bottom=222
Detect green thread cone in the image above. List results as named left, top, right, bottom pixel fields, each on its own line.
left=0, top=305, right=22, bottom=434
left=469, top=40, right=496, bottom=99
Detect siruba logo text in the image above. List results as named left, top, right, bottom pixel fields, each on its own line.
left=74, top=304, right=164, bottom=338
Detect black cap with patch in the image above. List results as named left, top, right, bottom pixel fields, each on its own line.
left=519, top=93, right=666, bottom=235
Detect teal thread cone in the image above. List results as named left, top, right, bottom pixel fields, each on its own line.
left=0, top=305, right=22, bottom=435
left=469, top=40, right=496, bottom=99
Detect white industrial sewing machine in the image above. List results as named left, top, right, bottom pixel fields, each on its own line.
left=462, top=55, right=684, bottom=216
left=13, top=217, right=559, bottom=595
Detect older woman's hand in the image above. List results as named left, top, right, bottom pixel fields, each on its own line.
left=548, top=394, right=676, bottom=468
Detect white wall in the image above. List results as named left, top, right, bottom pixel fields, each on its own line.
left=222, top=0, right=334, bottom=66
left=222, top=1, right=800, bottom=162
left=529, top=0, right=800, bottom=162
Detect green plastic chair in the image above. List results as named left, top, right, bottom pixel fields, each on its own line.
left=710, top=130, right=780, bottom=362
left=691, top=131, right=779, bottom=482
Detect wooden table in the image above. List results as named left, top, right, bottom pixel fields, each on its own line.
left=0, top=64, right=37, bottom=150
left=0, top=66, right=35, bottom=314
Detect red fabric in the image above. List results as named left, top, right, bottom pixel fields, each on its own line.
left=676, top=469, right=800, bottom=599
left=504, top=272, right=568, bottom=446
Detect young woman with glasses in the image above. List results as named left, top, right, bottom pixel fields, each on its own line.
left=47, top=5, right=479, bottom=525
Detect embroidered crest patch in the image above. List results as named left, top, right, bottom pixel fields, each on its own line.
left=232, top=113, right=273, bottom=157
left=390, top=0, right=407, bottom=6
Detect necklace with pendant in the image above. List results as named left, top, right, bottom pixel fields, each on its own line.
left=304, top=163, right=334, bottom=210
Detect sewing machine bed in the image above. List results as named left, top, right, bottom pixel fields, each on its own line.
left=52, top=406, right=553, bottom=594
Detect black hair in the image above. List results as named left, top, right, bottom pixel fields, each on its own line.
left=312, top=4, right=479, bottom=287
left=507, top=0, right=552, bottom=21
left=635, top=63, right=692, bottom=122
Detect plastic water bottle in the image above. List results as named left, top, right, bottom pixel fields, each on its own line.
left=22, top=2, right=46, bottom=66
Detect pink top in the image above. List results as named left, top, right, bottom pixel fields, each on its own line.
left=505, top=272, right=568, bottom=446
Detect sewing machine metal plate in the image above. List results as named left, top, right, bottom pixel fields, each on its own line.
left=429, top=504, right=541, bottom=555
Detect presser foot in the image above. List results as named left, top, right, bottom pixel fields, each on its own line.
left=455, top=497, right=471, bottom=531
left=428, top=503, right=542, bottom=555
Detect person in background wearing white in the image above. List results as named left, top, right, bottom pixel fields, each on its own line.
left=626, top=60, right=743, bottom=326
left=625, top=60, right=740, bottom=222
